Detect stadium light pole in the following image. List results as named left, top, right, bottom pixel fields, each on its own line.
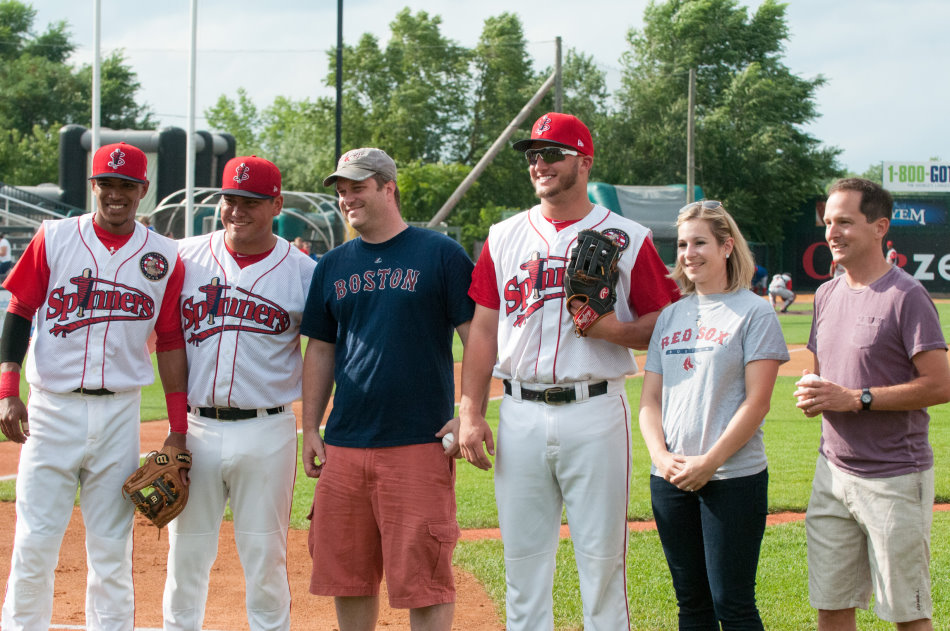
left=90, top=0, right=101, bottom=211
left=184, top=0, right=198, bottom=238
left=335, top=0, right=343, bottom=164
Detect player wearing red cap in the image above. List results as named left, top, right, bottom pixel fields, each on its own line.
left=0, top=142, right=188, bottom=631
left=163, top=156, right=316, bottom=631
left=459, top=113, right=680, bottom=630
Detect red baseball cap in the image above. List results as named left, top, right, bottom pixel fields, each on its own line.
left=90, top=142, right=148, bottom=183
left=512, top=112, right=594, bottom=157
left=219, top=156, right=281, bottom=199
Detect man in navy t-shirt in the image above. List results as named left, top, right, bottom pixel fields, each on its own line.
left=300, top=147, right=475, bottom=631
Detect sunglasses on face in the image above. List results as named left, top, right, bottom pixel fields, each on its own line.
left=524, top=147, right=580, bottom=165
left=679, top=199, right=724, bottom=213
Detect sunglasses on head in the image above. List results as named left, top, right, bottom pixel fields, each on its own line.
left=679, top=199, right=724, bottom=212
left=524, top=147, right=580, bottom=165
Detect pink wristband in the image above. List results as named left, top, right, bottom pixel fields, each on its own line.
left=165, top=391, right=188, bottom=434
left=0, top=371, right=20, bottom=400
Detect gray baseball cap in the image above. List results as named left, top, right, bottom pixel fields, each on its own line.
left=323, top=148, right=397, bottom=187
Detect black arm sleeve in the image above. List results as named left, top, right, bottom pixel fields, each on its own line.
left=0, top=311, right=32, bottom=366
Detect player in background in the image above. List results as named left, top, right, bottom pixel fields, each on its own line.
left=795, top=178, right=950, bottom=631
left=163, top=156, right=315, bottom=631
left=886, top=240, right=898, bottom=266
left=639, top=200, right=788, bottom=629
left=458, top=113, right=680, bottom=630
left=301, top=148, right=475, bottom=631
left=0, top=142, right=188, bottom=631
left=767, top=272, right=795, bottom=312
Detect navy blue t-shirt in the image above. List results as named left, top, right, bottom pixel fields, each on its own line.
left=301, top=226, right=475, bottom=447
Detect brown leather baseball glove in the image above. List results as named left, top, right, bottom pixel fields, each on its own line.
left=121, top=444, right=191, bottom=529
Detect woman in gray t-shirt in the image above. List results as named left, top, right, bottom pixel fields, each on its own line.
left=639, top=201, right=788, bottom=630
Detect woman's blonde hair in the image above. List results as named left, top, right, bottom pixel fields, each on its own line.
left=671, top=200, right=755, bottom=295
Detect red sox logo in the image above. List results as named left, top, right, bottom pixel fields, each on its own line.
left=107, top=148, right=126, bottom=170
left=536, top=116, right=552, bottom=134
left=504, top=252, right=567, bottom=326
left=45, top=268, right=155, bottom=336
left=181, top=277, right=290, bottom=345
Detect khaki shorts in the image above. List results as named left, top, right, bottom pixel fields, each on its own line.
left=308, top=443, right=459, bottom=609
left=805, top=454, right=933, bottom=622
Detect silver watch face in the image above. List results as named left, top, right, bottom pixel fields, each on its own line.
left=861, top=392, right=872, bottom=404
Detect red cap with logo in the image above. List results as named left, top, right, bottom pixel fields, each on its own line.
left=512, top=112, right=594, bottom=157
left=219, top=155, right=281, bottom=199
left=90, top=142, right=148, bottom=183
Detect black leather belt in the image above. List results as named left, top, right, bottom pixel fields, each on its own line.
left=72, top=387, right=115, bottom=396
left=193, top=406, right=285, bottom=421
left=503, top=380, right=608, bottom=405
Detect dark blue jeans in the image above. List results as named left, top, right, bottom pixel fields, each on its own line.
left=650, top=469, right=768, bottom=631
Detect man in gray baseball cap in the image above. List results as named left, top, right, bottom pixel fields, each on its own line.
left=323, top=147, right=397, bottom=187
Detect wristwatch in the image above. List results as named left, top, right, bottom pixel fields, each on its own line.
left=860, top=387, right=873, bottom=411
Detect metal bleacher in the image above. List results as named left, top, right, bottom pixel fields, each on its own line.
left=0, top=182, right=85, bottom=258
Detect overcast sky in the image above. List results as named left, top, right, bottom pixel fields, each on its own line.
left=33, top=0, right=950, bottom=174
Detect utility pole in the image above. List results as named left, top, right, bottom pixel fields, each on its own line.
left=686, top=67, right=696, bottom=203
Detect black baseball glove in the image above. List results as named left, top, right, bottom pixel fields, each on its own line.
left=563, top=229, right=622, bottom=336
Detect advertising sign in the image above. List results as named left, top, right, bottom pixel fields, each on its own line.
left=883, top=161, right=950, bottom=193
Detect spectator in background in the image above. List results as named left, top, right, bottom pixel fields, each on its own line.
left=751, top=263, right=768, bottom=295
left=292, top=236, right=310, bottom=255
left=0, top=233, right=13, bottom=280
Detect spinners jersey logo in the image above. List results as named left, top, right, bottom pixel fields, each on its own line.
left=504, top=252, right=567, bottom=326
left=45, top=268, right=155, bottom=336
left=181, top=277, right=291, bottom=345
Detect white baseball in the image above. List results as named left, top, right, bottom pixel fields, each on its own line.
left=442, top=432, right=455, bottom=450
left=797, top=373, right=822, bottom=402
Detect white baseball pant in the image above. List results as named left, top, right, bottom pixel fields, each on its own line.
left=495, top=381, right=632, bottom=631
left=2, top=388, right=141, bottom=631
left=163, top=410, right=297, bottom=631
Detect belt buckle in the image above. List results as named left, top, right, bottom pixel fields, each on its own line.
left=542, top=386, right=570, bottom=405
left=214, top=408, right=228, bottom=420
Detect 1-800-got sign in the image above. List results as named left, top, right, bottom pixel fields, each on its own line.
left=884, top=161, right=950, bottom=192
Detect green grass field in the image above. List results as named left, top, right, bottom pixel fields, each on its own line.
left=4, top=302, right=950, bottom=628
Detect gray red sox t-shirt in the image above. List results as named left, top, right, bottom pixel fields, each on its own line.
left=645, top=289, right=789, bottom=480
left=808, top=266, right=947, bottom=478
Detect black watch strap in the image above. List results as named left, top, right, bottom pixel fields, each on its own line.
left=861, top=387, right=873, bottom=411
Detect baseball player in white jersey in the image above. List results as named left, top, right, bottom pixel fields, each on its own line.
left=0, top=142, right=189, bottom=631
left=459, top=113, right=681, bottom=630
left=163, top=156, right=315, bottom=631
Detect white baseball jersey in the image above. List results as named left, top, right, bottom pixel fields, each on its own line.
left=485, top=204, right=654, bottom=383
left=26, top=214, right=179, bottom=393
left=178, top=231, right=316, bottom=408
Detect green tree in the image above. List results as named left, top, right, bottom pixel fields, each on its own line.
left=0, top=124, right=58, bottom=184
left=0, top=0, right=154, bottom=185
left=326, top=9, right=471, bottom=163
left=205, top=87, right=263, bottom=155
left=606, top=0, right=841, bottom=244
